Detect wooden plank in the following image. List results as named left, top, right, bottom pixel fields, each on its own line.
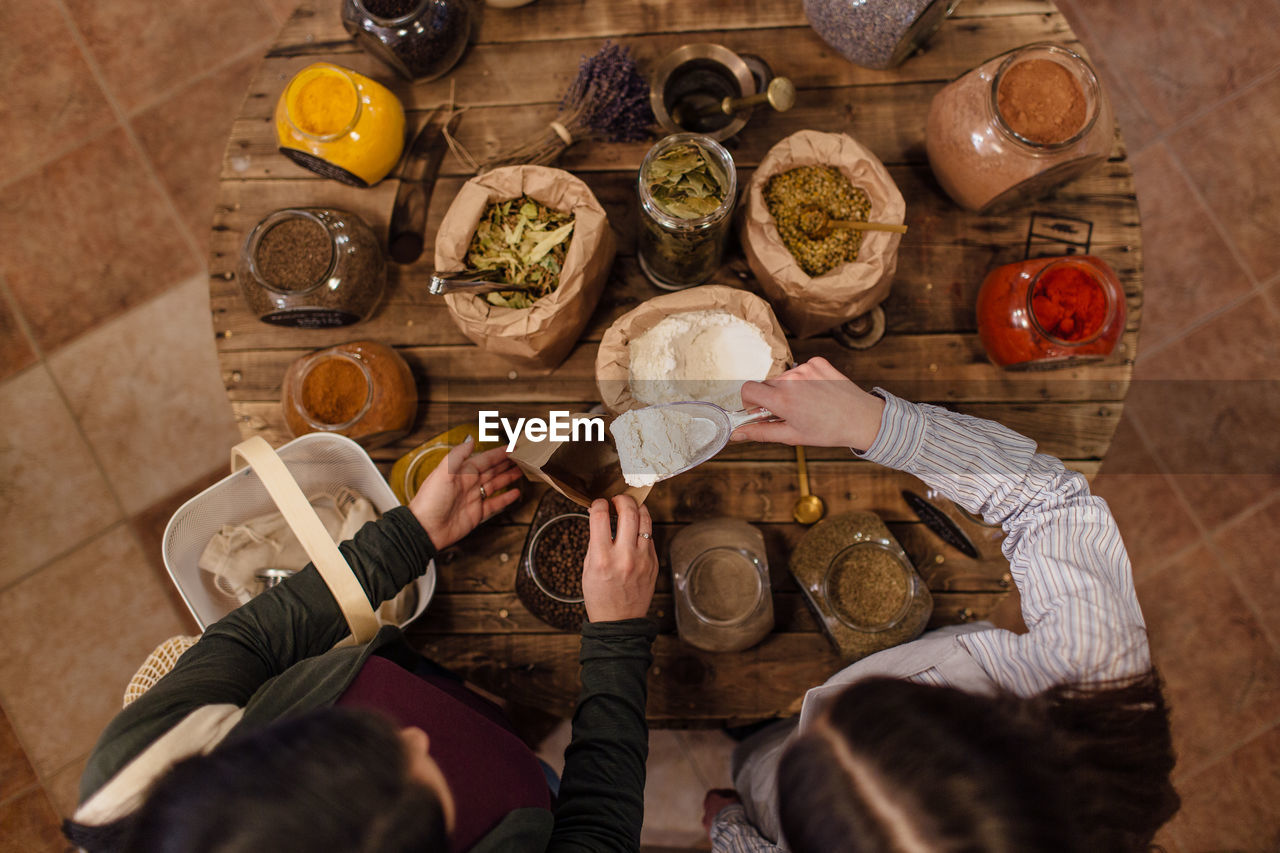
left=272, top=0, right=1057, bottom=56
left=429, top=520, right=1011, bottom=596
left=234, top=15, right=1076, bottom=126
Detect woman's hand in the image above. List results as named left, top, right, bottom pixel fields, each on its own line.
left=408, top=437, right=522, bottom=549
left=582, top=495, right=659, bottom=623
left=732, top=357, right=886, bottom=452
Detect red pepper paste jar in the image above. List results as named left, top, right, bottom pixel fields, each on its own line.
left=976, top=255, right=1125, bottom=369
left=281, top=340, right=418, bottom=448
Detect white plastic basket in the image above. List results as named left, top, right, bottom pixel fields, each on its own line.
left=162, top=432, right=434, bottom=633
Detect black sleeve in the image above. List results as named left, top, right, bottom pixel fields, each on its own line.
left=548, top=618, right=658, bottom=853
left=78, top=507, right=436, bottom=802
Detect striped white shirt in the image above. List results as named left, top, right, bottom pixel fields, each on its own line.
left=710, top=390, right=1151, bottom=851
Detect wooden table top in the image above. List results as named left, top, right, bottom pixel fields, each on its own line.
left=210, top=0, right=1142, bottom=724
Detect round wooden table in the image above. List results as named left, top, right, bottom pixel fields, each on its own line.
left=209, top=0, right=1141, bottom=724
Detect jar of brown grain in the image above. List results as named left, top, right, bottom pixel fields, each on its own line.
left=281, top=340, right=417, bottom=448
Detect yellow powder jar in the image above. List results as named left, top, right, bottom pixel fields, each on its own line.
left=274, top=62, right=406, bottom=187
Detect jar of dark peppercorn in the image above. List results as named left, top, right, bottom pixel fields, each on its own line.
left=341, top=0, right=472, bottom=83
left=238, top=208, right=387, bottom=327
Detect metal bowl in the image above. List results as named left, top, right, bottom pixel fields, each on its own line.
left=649, top=44, right=758, bottom=142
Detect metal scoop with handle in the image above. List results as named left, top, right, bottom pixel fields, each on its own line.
left=626, top=401, right=780, bottom=483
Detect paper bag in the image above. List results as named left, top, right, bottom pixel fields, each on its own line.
left=741, top=130, right=905, bottom=339
left=508, top=411, right=651, bottom=508
left=595, top=284, right=793, bottom=416
left=435, top=165, right=616, bottom=370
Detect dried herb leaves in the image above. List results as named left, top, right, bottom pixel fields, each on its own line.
left=644, top=142, right=728, bottom=220
left=466, top=195, right=575, bottom=309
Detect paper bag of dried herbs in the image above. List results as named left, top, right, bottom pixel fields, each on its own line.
left=435, top=165, right=615, bottom=370
left=741, top=130, right=905, bottom=339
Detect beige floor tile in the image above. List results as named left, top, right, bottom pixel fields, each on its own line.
left=0, top=704, right=38, bottom=804
left=1169, top=72, right=1280, bottom=282
left=63, top=0, right=269, bottom=114
left=1212, top=495, right=1280, bottom=648
left=1063, top=0, right=1280, bottom=131
left=0, top=288, right=37, bottom=384
left=43, top=755, right=88, bottom=818
left=133, top=53, right=267, bottom=251
left=259, top=0, right=301, bottom=29
left=1129, top=144, right=1254, bottom=353
left=0, top=0, right=115, bottom=180
left=0, top=129, right=197, bottom=353
left=0, top=526, right=190, bottom=776
left=1136, top=546, right=1280, bottom=775
left=49, top=274, right=239, bottom=515
left=0, top=366, right=120, bottom=587
left=676, top=729, right=735, bottom=790
left=641, top=730, right=711, bottom=849
left=1163, top=723, right=1280, bottom=851
left=0, top=787, right=65, bottom=853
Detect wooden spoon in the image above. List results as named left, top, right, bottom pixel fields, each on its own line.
left=798, top=204, right=908, bottom=238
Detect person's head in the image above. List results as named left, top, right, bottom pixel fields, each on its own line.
left=777, top=672, right=1179, bottom=853
left=66, top=707, right=454, bottom=853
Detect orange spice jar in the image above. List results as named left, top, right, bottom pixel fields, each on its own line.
left=282, top=340, right=418, bottom=447
left=976, top=255, right=1126, bottom=369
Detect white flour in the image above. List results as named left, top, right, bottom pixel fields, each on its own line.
left=628, top=310, right=773, bottom=411
left=611, top=406, right=719, bottom=487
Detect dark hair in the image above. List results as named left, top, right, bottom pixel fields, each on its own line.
left=777, top=669, right=1179, bottom=853
left=64, top=707, right=448, bottom=853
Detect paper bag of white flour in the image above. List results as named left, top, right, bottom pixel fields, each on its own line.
left=508, top=411, right=651, bottom=508
left=740, top=130, right=905, bottom=339
left=435, top=165, right=616, bottom=371
left=595, top=285, right=793, bottom=417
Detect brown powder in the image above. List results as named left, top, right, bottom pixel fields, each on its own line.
left=300, top=357, right=368, bottom=425
left=689, top=550, right=758, bottom=622
left=997, top=59, right=1086, bottom=144
left=255, top=217, right=332, bottom=291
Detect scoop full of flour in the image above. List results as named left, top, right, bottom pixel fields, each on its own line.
left=610, top=406, right=720, bottom=488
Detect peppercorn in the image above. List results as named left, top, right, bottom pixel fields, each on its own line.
left=764, top=165, right=871, bottom=276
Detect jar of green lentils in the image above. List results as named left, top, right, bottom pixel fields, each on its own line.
left=790, top=511, right=932, bottom=662
left=741, top=130, right=905, bottom=338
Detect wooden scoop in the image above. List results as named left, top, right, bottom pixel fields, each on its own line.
left=798, top=204, right=908, bottom=238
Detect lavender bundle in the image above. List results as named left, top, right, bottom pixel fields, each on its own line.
left=479, top=41, right=654, bottom=171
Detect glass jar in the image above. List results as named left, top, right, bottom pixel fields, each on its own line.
left=803, top=0, right=961, bottom=70
left=637, top=133, right=738, bottom=290
left=925, top=42, right=1114, bottom=213
left=341, top=0, right=472, bottom=82
left=389, top=423, right=502, bottom=504
left=238, top=208, right=386, bottom=327
left=516, top=491, right=591, bottom=631
left=281, top=340, right=417, bottom=448
left=790, top=512, right=932, bottom=662
left=670, top=518, right=773, bottom=652
left=976, top=254, right=1126, bottom=369
left=274, top=62, right=406, bottom=187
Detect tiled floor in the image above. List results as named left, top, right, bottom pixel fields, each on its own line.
left=2, top=0, right=1279, bottom=850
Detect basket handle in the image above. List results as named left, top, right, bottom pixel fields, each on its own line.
left=230, top=436, right=381, bottom=645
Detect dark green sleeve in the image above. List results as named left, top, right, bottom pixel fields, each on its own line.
left=548, top=618, right=658, bottom=853
left=79, top=507, right=436, bottom=801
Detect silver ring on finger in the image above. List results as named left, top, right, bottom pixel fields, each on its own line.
left=478, top=484, right=488, bottom=500
left=639, top=531, right=652, bottom=540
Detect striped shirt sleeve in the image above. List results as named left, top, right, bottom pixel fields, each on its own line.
left=857, top=390, right=1151, bottom=695
left=711, top=804, right=786, bottom=852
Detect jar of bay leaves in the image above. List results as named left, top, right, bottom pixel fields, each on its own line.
left=791, top=511, right=932, bottom=661
left=238, top=208, right=386, bottom=327
left=637, top=133, right=738, bottom=290
left=670, top=518, right=773, bottom=652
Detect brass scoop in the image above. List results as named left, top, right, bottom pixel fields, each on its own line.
left=798, top=204, right=908, bottom=238
left=792, top=446, right=825, bottom=524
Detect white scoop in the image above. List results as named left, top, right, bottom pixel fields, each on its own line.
left=611, top=402, right=778, bottom=487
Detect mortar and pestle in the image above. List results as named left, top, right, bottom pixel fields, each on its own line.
left=650, top=44, right=795, bottom=141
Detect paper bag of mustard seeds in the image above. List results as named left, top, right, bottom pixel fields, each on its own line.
left=741, top=130, right=905, bottom=339
left=435, top=165, right=616, bottom=371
